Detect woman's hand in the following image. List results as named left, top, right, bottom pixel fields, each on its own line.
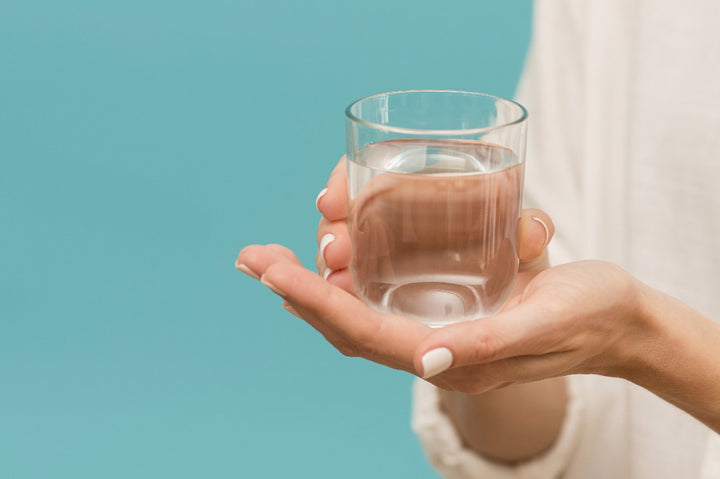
left=236, top=244, right=648, bottom=393
left=237, top=155, right=720, bottom=435
left=415, top=260, right=648, bottom=390
left=236, top=156, right=576, bottom=391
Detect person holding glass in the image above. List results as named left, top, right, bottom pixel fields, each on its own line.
left=236, top=0, right=720, bottom=477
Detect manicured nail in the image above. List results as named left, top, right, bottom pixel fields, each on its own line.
left=421, top=347, right=453, bottom=378
left=282, top=301, right=301, bottom=318
left=260, top=275, right=285, bottom=297
left=236, top=262, right=260, bottom=280
left=315, top=188, right=328, bottom=212
left=531, top=216, right=550, bottom=246
left=319, top=233, right=335, bottom=262
left=322, top=268, right=334, bottom=280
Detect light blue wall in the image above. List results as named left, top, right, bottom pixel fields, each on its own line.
left=0, top=1, right=532, bottom=477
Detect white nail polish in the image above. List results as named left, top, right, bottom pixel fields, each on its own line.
left=319, top=233, right=335, bottom=261
left=315, top=188, right=328, bottom=211
left=236, top=263, right=260, bottom=280
left=322, top=268, right=334, bottom=280
left=421, top=347, right=453, bottom=378
left=531, top=216, right=550, bottom=246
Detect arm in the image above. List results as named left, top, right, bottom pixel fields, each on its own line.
left=626, top=285, right=720, bottom=432
left=438, top=378, right=567, bottom=464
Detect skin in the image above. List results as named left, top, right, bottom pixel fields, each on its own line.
left=236, top=157, right=720, bottom=464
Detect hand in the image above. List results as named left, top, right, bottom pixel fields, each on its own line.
left=415, top=260, right=647, bottom=391
left=237, top=251, right=648, bottom=398
left=235, top=156, right=562, bottom=390
left=238, top=156, right=720, bottom=435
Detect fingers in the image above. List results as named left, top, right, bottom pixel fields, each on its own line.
left=316, top=156, right=348, bottom=221
left=517, top=208, right=554, bottom=262
left=236, top=244, right=302, bottom=278
left=260, top=261, right=430, bottom=372
left=316, top=217, right=352, bottom=271
left=314, top=247, right=355, bottom=293
left=314, top=159, right=354, bottom=294
left=315, top=216, right=354, bottom=293
left=413, top=301, right=564, bottom=378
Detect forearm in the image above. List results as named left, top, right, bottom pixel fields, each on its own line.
left=438, top=377, right=567, bottom=464
left=626, top=284, right=720, bottom=433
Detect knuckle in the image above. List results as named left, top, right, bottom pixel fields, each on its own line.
left=263, top=263, right=292, bottom=287
left=473, top=330, right=502, bottom=362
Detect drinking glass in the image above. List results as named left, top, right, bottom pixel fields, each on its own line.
left=345, top=90, right=528, bottom=328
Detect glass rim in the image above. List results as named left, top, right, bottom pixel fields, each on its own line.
left=345, top=89, right=528, bottom=136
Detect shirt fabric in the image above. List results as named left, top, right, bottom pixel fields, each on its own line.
left=412, top=0, right=720, bottom=477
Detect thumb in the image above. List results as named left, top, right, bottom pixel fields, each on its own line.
left=413, top=302, right=553, bottom=378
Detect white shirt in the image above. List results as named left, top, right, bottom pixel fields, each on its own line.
left=412, top=0, right=720, bottom=477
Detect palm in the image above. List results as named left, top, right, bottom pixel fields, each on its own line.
left=237, top=245, right=611, bottom=392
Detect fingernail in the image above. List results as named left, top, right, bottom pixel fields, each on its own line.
left=322, top=268, right=334, bottom=280
left=260, top=275, right=285, bottom=297
left=531, top=216, right=550, bottom=246
left=282, top=301, right=301, bottom=318
left=319, top=233, right=335, bottom=262
left=421, top=347, right=453, bottom=378
left=315, top=188, right=328, bottom=212
left=236, top=262, right=260, bottom=280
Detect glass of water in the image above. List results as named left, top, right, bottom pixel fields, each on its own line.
left=345, top=90, right=528, bottom=328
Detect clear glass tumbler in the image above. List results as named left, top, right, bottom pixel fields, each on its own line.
left=345, top=90, right=528, bottom=328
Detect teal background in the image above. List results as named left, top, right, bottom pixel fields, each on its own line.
left=0, top=1, right=531, bottom=477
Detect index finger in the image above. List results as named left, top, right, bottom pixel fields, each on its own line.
left=317, top=156, right=348, bottom=221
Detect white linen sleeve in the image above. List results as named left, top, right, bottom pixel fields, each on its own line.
left=411, top=376, right=585, bottom=479
left=700, top=431, right=720, bottom=479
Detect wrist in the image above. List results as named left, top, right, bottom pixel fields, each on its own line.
left=438, top=378, right=567, bottom=463
left=593, top=276, right=662, bottom=381
left=617, top=283, right=720, bottom=431
left=611, top=280, right=666, bottom=382
left=622, top=283, right=696, bottom=385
